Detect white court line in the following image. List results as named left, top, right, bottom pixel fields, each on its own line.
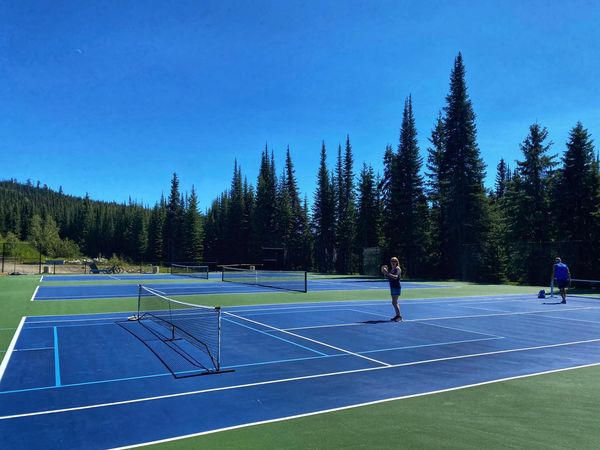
left=416, top=320, right=502, bottom=338
left=21, top=303, right=600, bottom=329
left=110, top=360, right=600, bottom=450
left=40, top=276, right=43, bottom=282
left=0, top=317, right=26, bottom=383
left=225, top=311, right=391, bottom=367
left=348, top=308, right=501, bottom=338
left=459, top=305, right=509, bottom=313
left=14, top=347, right=54, bottom=352
left=533, top=313, right=600, bottom=325
left=228, top=296, right=529, bottom=316
left=29, top=286, right=40, bottom=302
left=3, top=337, right=600, bottom=421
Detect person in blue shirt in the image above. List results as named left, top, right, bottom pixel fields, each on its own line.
left=382, top=257, right=402, bottom=322
left=552, top=257, right=571, bottom=304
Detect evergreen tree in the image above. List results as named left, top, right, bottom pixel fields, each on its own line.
left=312, top=142, right=336, bottom=272
left=146, top=197, right=166, bottom=262
left=355, top=163, right=380, bottom=272
left=395, top=96, right=429, bottom=277
left=241, top=178, right=255, bottom=264
left=254, top=146, right=278, bottom=256
left=184, top=186, right=204, bottom=263
left=439, top=53, right=491, bottom=280
left=494, top=158, right=509, bottom=198
left=426, top=113, right=445, bottom=275
left=335, top=136, right=356, bottom=273
left=276, top=169, right=293, bottom=266
left=554, top=122, right=600, bottom=277
left=504, top=123, right=557, bottom=283
left=164, top=173, right=183, bottom=262
left=283, top=147, right=307, bottom=269
left=226, top=161, right=245, bottom=263
left=379, top=144, right=395, bottom=253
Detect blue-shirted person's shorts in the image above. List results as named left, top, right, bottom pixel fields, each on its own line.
left=557, top=279, right=569, bottom=289
left=390, top=287, right=401, bottom=296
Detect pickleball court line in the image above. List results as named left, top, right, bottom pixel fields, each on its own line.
left=3, top=335, right=600, bottom=420
left=0, top=317, right=26, bottom=383
left=0, top=335, right=504, bottom=396
left=109, top=360, right=600, bottom=450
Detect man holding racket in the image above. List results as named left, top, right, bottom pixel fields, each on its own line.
left=382, top=257, right=402, bottom=322
left=552, top=257, right=571, bottom=304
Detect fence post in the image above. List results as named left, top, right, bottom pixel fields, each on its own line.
left=38, top=246, right=42, bottom=274
left=1, top=242, right=4, bottom=273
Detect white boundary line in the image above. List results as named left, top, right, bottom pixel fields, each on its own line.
left=30, top=286, right=40, bottom=302
left=110, top=360, right=600, bottom=450
left=39, top=276, right=43, bottom=283
left=224, top=311, right=391, bottom=367
left=3, top=336, right=600, bottom=421
left=0, top=317, right=26, bottom=383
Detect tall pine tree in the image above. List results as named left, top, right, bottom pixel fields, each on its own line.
left=395, top=96, right=429, bottom=276
left=505, top=123, right=556, bottom=283
left=554, top=122, right=600, bottom=277
left=439, top=53, right=491, bottom=280
left=312, top=142, right=336, bottom=272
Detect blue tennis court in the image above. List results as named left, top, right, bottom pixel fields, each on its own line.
left=40, top=273, right=204, bottom=282
left=33, top=279, right=445, bottom=301
left=2, top=294, right=600, bottom=449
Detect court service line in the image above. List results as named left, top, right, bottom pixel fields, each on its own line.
left=14, top=346, right=54, bottom=352
left=414, top=321, right=502, bottom=338
left=30, top=286, right=40, bottom=302
left=223, top=317, right=329, bottom=356
left=0, top=317, right=26, bottom=383
left=110, top=360, right=600, bottom=450
left=348, top=308, right=501, bottom=338
left=532, top=313, right=600, bottom=326
left=459, top=305, right=509, bottom=313
left=224, top=311, right=391, bottom=367
left=39, top=276, right=43, bottom=282
left=4, top=337, right=600, bottom=421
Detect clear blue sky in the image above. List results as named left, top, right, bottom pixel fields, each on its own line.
left=1, top=0, right=599, bottom=209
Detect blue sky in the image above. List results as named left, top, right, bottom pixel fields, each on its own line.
left=1, top=0, right=599, bottom=209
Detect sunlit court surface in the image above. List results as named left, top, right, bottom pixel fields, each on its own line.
left=2, top=285, right=600, bottom=449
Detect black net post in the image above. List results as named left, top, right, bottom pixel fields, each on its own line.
left=304, top=271, right=308, bottom=293
left=137, top=284, right=142, bottom=319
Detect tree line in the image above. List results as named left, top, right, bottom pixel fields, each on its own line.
left=2, top=53, right=599, bottom=283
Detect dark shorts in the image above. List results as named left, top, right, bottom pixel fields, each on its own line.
left=390, top=287, right=401, bottom=296
left=556, top=279, right=569, bottom=289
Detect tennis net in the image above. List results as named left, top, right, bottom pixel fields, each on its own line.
left=551, top=278, right=600, bottom=301
left=170, top=264, right=209, bottom=279
left=221, top=265, right=308, bottom=293
left=134, top=285, right=221, bottom=372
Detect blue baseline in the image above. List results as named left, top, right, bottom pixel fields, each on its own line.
left=3, top=296, right=600, bottom=449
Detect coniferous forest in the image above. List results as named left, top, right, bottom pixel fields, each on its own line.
left=2, top=54, right=600, bottom=284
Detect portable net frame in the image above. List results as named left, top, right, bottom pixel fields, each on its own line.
left=131, top=285, right=222, bottom=373
left=551, top=278, right=600, bottom=301
left=221, top=265, right=308, bottom=293
left=170, top=264, right=209, bottom=279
